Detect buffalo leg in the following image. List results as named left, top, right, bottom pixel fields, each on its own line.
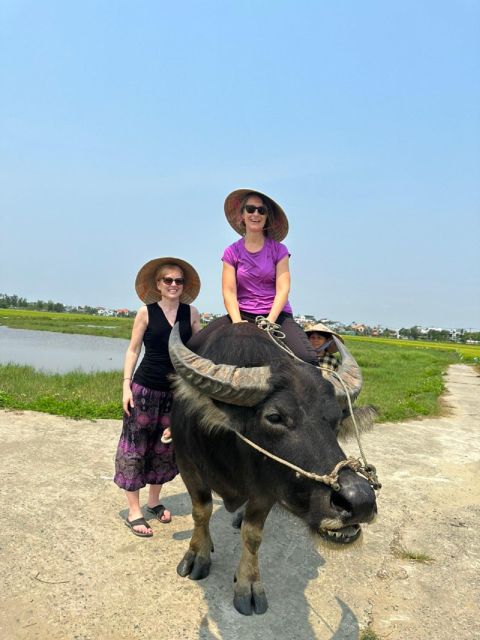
left=177, top=488, right=213, bottom=581
left=233, top=499, right=273, bottom=615
left=231, top=506, right=244, bottom=529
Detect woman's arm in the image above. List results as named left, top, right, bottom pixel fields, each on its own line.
left=122, top=305, right=148, bottom=415
left=222, top=262, right=244, bottom=323
left=266, top=255, right=291, bottom=324
left=190, top=305, right=202, bottom=334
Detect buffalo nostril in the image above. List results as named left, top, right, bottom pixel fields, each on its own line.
left=332, top=481, right=377, bottom=522
left=330, top=491, right=352, bottom=517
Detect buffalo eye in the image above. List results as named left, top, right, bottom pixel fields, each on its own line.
left=265, top=413, right=282, bottom=424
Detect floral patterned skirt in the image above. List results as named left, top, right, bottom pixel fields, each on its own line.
left=114, top=382, right=178, bottom=491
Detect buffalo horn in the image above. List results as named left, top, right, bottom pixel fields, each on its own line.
left=323, top=337, right=363, bottom=401
left=168, top=323, right=272, bottom=406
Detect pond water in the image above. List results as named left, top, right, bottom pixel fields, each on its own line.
left=0, top=326, right=135, bottom=373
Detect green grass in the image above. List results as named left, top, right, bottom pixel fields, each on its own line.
left=397, top=549, right=435, bottom=563
left=344, top=338, right=457, bottom=422
left=0, top=338, right=460, bottom=422
left=0, top=311, right=468, bottom=421
left=0, top=308, right=133, bottom=339
left=0, top=364, right=122, bottom=420
left=360, top=630, right=380, bottom=640
left=348, top=334, right=480, bottom=364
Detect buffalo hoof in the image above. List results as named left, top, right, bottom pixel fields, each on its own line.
left=233, top=579, right=268, bottom=615
left=177, top=550, right=211, bottom=580
left=319, top=524, right=362, bottom=544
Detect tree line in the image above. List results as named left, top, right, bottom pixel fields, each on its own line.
left=398, top=326, right=480, bottom=343
left=2, top=293, right=478, bottom=341
left=0, top=293, right=97, bottom=315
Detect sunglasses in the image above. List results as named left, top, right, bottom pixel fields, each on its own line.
left=244, top=205, right=268, bottom=215
left=161, top=277, right=184, bottom=285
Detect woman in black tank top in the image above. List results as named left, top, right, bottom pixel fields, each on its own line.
left=114, top=258, right=201, bottom=537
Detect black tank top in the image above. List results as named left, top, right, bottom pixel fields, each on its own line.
left=133, top=302, right=192, bottom=391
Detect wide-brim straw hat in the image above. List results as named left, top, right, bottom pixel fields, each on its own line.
left=304, top=322, right=344, bottom=344
left=135, top=257, right=201, bottom=305
left=224, top=188, right=289, bottom=242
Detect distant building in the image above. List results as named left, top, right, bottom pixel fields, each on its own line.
left=97, top=308, right=115, bottom=317
left=350, top=323, right=368, bottom=334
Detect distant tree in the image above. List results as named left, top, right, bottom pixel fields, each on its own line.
left=461, top=331, right=480, bottom=343
left=83, top=306, right=98, bottom=315
left=409, top=326, right=420, bottom=340
left=427, top=329, right=450, bottom=341
left=0, top=293, right=28, bottom=308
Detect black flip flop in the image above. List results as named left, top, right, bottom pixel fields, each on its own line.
left=146, top=503, right=172, bottom=524
left=125, top=516, right=153, bottom=537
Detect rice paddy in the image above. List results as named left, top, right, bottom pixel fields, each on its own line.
left=0, top=311, right=464, bottom=422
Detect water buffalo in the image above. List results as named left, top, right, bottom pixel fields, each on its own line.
left=168, top=321, right=377, bottom=615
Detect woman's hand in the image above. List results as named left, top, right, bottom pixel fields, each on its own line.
left=123, top=381, right=134, bottom=416
left=121, top=306, right=147, bottom=416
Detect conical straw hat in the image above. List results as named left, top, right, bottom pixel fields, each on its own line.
left=224, top=188, right=289, bottom=242
left=304, top=322, right=344, bottom=343
left=135, top=257, right=200, bottom=305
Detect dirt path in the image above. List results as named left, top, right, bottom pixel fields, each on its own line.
left=0, top=364, right=479, bottom=640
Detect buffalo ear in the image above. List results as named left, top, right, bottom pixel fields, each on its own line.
left=337, top=405, right=378, bottom=441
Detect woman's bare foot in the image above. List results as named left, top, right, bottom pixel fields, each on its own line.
left=126, top=511, right=153, bottom=536
left=146, top=503, right=172, bottom=523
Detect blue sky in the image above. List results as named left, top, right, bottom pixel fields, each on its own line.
left=1, top=1, right=479, bottom=329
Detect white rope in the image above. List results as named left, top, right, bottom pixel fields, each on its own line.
left=235, top=431, right=369, bottom=491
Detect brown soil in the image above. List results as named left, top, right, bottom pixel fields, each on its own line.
left=0, top=364, right=479, bottom=640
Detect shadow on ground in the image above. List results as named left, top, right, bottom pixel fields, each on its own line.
left=164, top=494, right=360, bottom=640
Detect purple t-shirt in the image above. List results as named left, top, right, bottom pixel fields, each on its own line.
left=222, top=237, right=293, bottom=315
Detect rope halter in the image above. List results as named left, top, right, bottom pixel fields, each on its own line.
left=231, top=316, right=382, bottom=492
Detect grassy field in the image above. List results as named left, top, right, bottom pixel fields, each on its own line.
left=1, top=308, right=476, bottom=421
left=2, top=308, right=479, bottom=359
left=0, top=308, right=133, bottom=339
left=346, top=339, right=457, bottom=421
left=0, top=365, right=120, bottom=419
left=348, top=334, right=480, bottom=364
left=0, top=334, right=460, bottom=422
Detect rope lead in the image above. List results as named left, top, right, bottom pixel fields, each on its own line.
left=242, top=316, right=382, bottom=492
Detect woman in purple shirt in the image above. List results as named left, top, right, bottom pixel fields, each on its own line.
left=188, top=189, right=316, bottom=364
